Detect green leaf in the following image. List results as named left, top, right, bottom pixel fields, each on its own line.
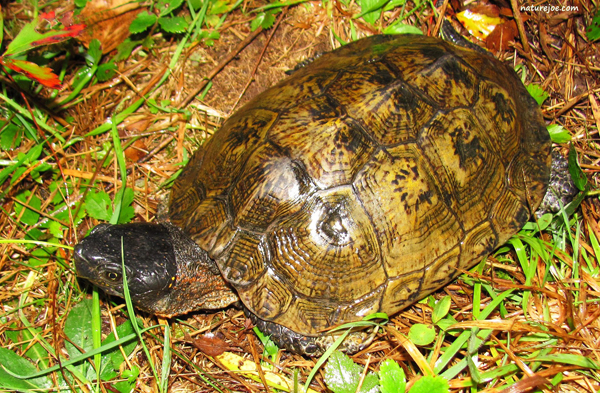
left=97, top=61, right=117, bottom=82
left=0, top=348, right=52, bottom=392
left=360, top=372, right=380, bottom=393
left=75, top=0, right=89, bottom=7
left=64, top=300, right=94, bottom=357
left=432, top=296, right=451, bottom=324
left=568, top=143, right=587, bottom=191
left=45, top=220, right=64, bottom=239
left=526, top=84, right=549, bottom=106
left=189, top=0, right=203, bottom=11
left=436, top=314, right=458, bottom=332
left=29, top=247, right=56, bottom=267
left=84, top=190, right=113, bottom=221
left=0, top=123, right=22, bottom=149
left=410, top=375, right=449, bottom=393
left=384, top=0, right=407, bottom=11
left=5, top=18, right=85, bottom=57
left=357, top=0, right=385, bottom=25
left=100, top=320, right=138, bottom=380
left=4, top=325, right=50, bottom=370
left=64, top=300, right=95, bottom=379
left=324, top=351, right=379, bottom=393
left=547, top=124, right=571, bottom=143
left=14, top=191, right=41, bottom=226
left=253, top=327, right=279, bottom=359
left=158, top=16, right=189, bottom=34
left=87, top=39, right=103, bottom=66
left=115, top=187, right=135, bottom=224
left=408, top=323, right=436, bottom=346
left=251, top=11, right=276, bottom=31
left=30, top=162, right=53, bottom=183
left=157, top=0, right=184, bottom=16
left=383, top=22, right=423, bottom=35
left=130, top=11, right=157, bottom=34
left=115, top=38, right=140, bottom=62
left=378, top=359, right=406, bottom=393
left=210, top=0, right=233, bottom=14
left=531, top=353, right=599, bottom=369
left=114, top=366, right=139, bottom=393
left=1, top=58, right=61, bottom=88
left=71, top=66, right=94, bottom=91
left=587, top=8, right=600, bottom=41
left=0, top=3, right=3, bottom=45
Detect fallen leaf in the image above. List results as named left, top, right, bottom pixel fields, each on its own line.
left=457, top=9, right=503, bottom=40
left=486, top=19, right=518, bottom=52
left=77, top=0, right=142, bottom=53
left=192, top=333, right=231, bottom=357
left=0, top=57, right=61, bottom=88
left=124, top=139, right=148, bottom=162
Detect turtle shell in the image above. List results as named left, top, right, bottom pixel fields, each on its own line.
left=169, top=34, right=551, bottom=336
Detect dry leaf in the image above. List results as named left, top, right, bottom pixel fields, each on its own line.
left=486, top=19, right=518, bottom=52
left=192, top=333, right=231, bottom=357
left=77, top=0, right=142, bottom=53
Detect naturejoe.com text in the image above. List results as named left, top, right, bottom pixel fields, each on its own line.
left=520, top=5, right=579, bottom=12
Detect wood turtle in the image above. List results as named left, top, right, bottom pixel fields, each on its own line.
left=74, top=34, right=552, bottom=355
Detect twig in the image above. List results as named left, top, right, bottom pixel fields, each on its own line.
left=178, top=27, right=264, bottom=109
left=230, top=7, right=288, bottom=112
left=510, top=0, right=532, bottom=57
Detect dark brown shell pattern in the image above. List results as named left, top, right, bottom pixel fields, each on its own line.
left=169, top=34, right=551, bottom=336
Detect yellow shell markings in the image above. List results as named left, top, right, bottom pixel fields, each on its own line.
left=168, top=35, right=550, bottom=336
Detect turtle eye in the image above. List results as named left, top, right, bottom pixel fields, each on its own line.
left=104, top=271, right=122, bottom=282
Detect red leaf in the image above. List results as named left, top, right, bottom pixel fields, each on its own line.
left=40, top=11, right=56, bottom=22
left=30, top=24, right=86, bottom=46
left=5, top=18, right=86, bottom=57
left=1, top=58, right=62, bottom=89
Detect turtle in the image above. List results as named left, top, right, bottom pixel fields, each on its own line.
left=74, top=33, right=552, bottom=356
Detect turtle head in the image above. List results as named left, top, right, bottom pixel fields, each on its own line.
left=74, top=222, right=238, bottom=317
left=74, top=223, right=178, bottom=313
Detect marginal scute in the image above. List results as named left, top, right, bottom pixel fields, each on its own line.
left=421, top=246, right=462, bottom=289
left=169, top=148, right=206, bottom=222
left=335, top=284, right=385, bottom=321
left=491, top=188, right=530, bottom=237
left=238, top=271, right=293, bottom=321
left=219, top=231, right=268, bottom=286
left=379, top=270, right=424, bottom=314
left=460, top=221, right=498, bottom=269
left=168, top=34, right=551, bottom=338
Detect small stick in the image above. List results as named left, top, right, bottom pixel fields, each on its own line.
left=433, top=0, right=450, bottom=37
left=230, top=7, right=288, bottom=112
left=510, top=0, right=532, bottom=56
